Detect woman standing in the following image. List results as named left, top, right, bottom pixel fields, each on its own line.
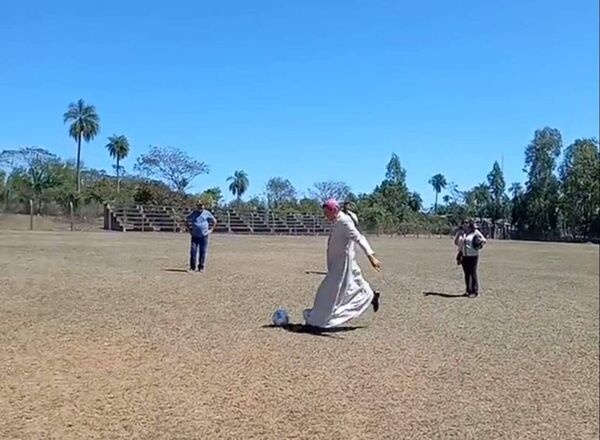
left=454, top=220, right=487, bottom=298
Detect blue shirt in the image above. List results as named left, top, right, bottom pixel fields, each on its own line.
left=187, top=209, right=216, bottom=237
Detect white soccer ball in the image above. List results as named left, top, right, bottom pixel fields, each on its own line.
left=272, top=308, right=289, bottom=326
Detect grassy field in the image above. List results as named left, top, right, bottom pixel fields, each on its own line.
left=0, top=230, right=598, bottom=439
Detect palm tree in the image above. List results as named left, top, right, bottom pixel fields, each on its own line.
left=429, top=173, right=447, bottom=214
left=105, top=135, right=130, bottom=193
left=63, top=99, right=100, bottom=193
left=227, top=170, right=250, bottom=203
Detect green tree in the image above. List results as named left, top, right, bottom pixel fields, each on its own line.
left=310, top=181, right=352, bottom=202
left=464, top=183, right=491, bottom=219
left=105, top=134, right=130, bottom=193
left=407, top=191, right=423, bottom=212
left=245, top=196, right=267, bottom=211
left=385, top=153, right=407, bottom=184
left=198, top=187, right=223, bottom=208
left=133, top=179, right=188, bottom=205
left=297, top=197, right=321, bottom=213
left=134, top=146, right=209, bottom=192
left=486, top=161, right=508, bottom=236
left=0, top=169, right=6, bottom=207
left=509, top=182, right=523, bottom=199
left=509, top=182, right=526, bottom=235
left=63, top=99, right=100, bottom=193
left=559, top=138, right=600, bottom=237
left=446, top=181, right=463, bottom=204
left=522, top=127, right=562, bottom=238
left=428, top=173, right=447, bottom=214
left=227, top=170, right=250, bottom=203
left=0, top=147, right=71, bottom=213
left=367, top=154, right=411, bottom=226
left=265, top=177, right=296, bottom=208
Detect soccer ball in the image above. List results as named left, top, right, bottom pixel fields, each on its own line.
left=472, top=234, right=484, bottom=250
left=272, top=308, right=289, bottom=326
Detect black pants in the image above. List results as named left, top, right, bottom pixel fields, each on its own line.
left=190, top=235, right=209, bottom=270
left=461, top=256, right=479, bottom=294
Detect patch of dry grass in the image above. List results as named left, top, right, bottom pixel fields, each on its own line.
left=0, top=214, right=100, bottom=232
left=0, top=231, right=598, bottom=439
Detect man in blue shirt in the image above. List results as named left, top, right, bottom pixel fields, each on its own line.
left=186, top=200, right=217, bottom=272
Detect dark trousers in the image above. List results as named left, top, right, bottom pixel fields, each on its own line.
left=461, top=256, right=479, bottom=294
left=190, top=235, right=209, bottom=270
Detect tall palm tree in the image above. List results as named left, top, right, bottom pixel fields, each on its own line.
left=227, top=170, right=250, bottom=203
left=63, top=99, right=100, bottom=193
left=105, top=135, right=130, bottom=193
left=429, top=173, right=447, bottom=214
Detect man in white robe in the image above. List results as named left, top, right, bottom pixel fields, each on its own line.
left=303, top=199, right=382, bottom=329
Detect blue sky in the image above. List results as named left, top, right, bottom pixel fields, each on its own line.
left=1, top=0, right=598, bottom=205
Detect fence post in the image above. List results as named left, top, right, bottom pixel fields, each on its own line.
left=172, top=207, right=177, bottom=232
left=271, top=212, right=275, bottom=234
left=140, top=205, right=146, bottom=231
left=265, top=208, right=270, bottom=233
left=227, top=210, right=231, bottom=233
left=105, top=203, right=112, bottom=230
left=29, top=200, right=34, bottom=230
left=69, top=201, right=74, bottom=231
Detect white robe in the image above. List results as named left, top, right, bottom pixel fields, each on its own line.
left=303, top=212, right=376, bottom=328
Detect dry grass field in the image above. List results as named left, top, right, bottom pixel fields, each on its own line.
left=0, top=229, right=598, bottom=439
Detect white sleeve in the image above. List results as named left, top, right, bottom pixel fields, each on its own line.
left=345, top=218, right=374, bottom=256
left=454, top=232, right=462, bottom=247
left=477, top=230, right=487, bottom=243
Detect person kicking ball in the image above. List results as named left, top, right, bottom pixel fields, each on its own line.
left=303, top=199, right=382, bottom=329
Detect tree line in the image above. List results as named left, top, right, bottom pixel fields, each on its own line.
left=0, top=99, right=598, bottom=241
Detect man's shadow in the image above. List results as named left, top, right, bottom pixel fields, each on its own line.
left=423, top=291, right=467, bottom=299
left=262, top=324, right=364, bottom=338
left=164, top=268, right=189, bottom=273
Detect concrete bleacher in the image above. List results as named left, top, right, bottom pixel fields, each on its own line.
left=104, top=204, right=332, bottom=235
left=217, top=210, right=252, bottom=233
left=283, top=212, right=323, bottom=235
left=143, top=205, right=182, bottom=232
left=105, top=205, right=179, bottom=232
left=300, top=213, right=330, bottom=234
left=236, top=210, right=270, bottom=233
left=109, top=205, right=153, bottom=231
left=234, top=209, right=332, bottom=235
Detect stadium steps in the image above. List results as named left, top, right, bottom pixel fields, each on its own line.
left=105, top=205, right=332, bottom=235
left=283, top=212, right=315, bottom=235
left=299, top=213, right=331, bottom=234
left=112, top=206, right=154, bottom=231
left=142, top=206, right=182, bottom=232
left=236, top=210, right=271, bottom=233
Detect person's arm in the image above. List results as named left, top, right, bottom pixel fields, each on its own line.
left=476, top=230, right=487, bottom=244
left=185, top=212, right=193, bottom=234
left=208, top=212, right=217, bottom=232
left=345, top=218, right=381, bottom=271
left=454, top=231, right=463, bottom=247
